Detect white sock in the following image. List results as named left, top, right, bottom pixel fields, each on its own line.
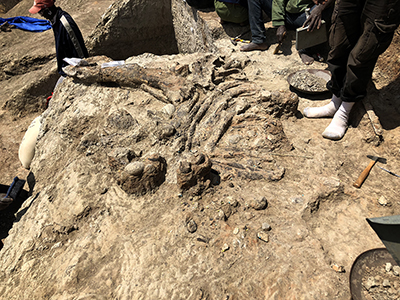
left=322, top=101, right=355, bottom=140
left=303, top=95, right=342, bottom=118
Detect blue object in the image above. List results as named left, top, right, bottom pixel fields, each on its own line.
left=5, top=177, right=18, bottom=198
left=0, top=16, right=51, bottom=32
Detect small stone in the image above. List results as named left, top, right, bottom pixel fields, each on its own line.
left=222, top=243, right=230, bottom=252
left=216, top=210, right=226, bottom=221
left=233, top=228, right=239, bottom=235
left=363, top=277, right=378, bottom=290
left=161, top=104, right=175, bottom=116
left=290, top=196, right=303, bottom=204
left=124, top=161, right=145, bottom=176
left=383, top=279, right=391, bottom=287
left=392, top=265, right=400, bottom=276
left=393, top=281, right=399, bottom=289
left=250, top=197, right=268, bottom=210
left=262, top=223, right=272, bottom=231
left=257, top=231, right=269, bottom=243
left=51, top=242, right=62, bottom=249
left=187, top=220, right=197, bottom=233
left=331, top=264, right=345, bottom=273
left=386, top=262, right=393, bottom=273
left=227, top=197, right=238, bottom=207
left=378, top=195, right=388, bottom=206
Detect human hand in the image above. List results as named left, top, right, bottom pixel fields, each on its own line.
left=276, top=25, right=287, bottom=43
left=303, top=5, right=324, bottom=31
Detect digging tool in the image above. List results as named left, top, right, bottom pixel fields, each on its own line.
left=353, top=155, right=387, bottom=188
left=367, top=215, right=400, bottom=266
left=230, top=29, right=251, bottom=46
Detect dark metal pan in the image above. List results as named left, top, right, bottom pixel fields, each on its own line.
left=287, top=69, right=331, bottom=94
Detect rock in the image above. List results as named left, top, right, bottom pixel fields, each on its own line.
left=383, top=279, right=391, bottom=287
left=125, top=161, right=145, bottom=176
left=233, top=228, right=239, bottom=235
left=222, top=243, right=230, bottom=252
left=187, top=219, right=197, bottom=233
left=378, top=195, right=388, bottom=206
left=108, top=148, right=137, bottom=165
left=216, top=210, right=226, bottom=221
left=227, top=196, right=238, bottom=207
left=176, top=153, right=212, bottom=192
left=262, top=223, right=271, bottom=231
left=363, top=277, right=378, bottom=290
left=331, top=264, right=345, bottom=273
left=290, top=196, right=303, bottom=204
left=162, top=103, right=175, bottom=116
left=393, top=265, right=400, bottom=276
left=257, top=232, right=269, bottom=243
left=118, top=154, right=167, bottom=195
left=386, top=262, right=393, bottom=273
left=250, top=197, right=268, bottom=210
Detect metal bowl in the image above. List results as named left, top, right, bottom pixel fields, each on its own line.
left=349, top=248, right=399, bottom=300
left=287, top=69, right=331, bottom=94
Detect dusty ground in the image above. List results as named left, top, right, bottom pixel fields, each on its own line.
left=1, top=1, right=400, bottom=299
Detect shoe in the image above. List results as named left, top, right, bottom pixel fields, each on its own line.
left=240, top=42, right=269, bottom=52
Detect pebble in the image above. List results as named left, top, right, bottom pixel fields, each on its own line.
left=378, top=195, right=388, bottom=206
left=124, top=161, right=145, bottom=176
left=227, top=197, right=238, bottom=207
left=187, top=220, right=197, bottom=233
left=222, top=243, right=230, bottom=252
left=290, top=196, right=303, bottom=204
left=364, top=277, right=378, bottom=290
left=331, top=264, right=345, bottom=273
left=216, top=210, right=226, bottom=221
left=383, top=279, right=391, bottom=287
left=233, top=228, right=239, bottom=235
left=250, top=197, right=268, bottom=210
left=262, top=223, right=272, bottom=231
left=257, top=231, right=269, bottom=243
left=386, top=262, right=393, bottom=273
left=393, top=265, right=400, bottom=276
left=161, top=104, right=175, bottom=116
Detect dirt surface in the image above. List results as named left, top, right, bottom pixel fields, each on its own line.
left=1, top=1, right=400, bottom=299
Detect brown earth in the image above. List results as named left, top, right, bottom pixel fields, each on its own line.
left=1, top=1, right=400, bottom=299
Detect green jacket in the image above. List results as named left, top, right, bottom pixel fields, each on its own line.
left=272, top=0, right=314, bottom=27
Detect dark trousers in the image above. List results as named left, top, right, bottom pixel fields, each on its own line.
left=248, top=0, right=309, bottom=44
left=247, top=0, right=334, bottom=45
left=327, top=0, right=400, bottom=102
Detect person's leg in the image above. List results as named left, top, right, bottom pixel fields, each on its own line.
left=304, top=94, right=342, bottom=118
left=326, top=0, right=364, bottom=97
left=241, top=0, right=272, bottom=50
left=303, top=1, right=356, bottom=118
left=322, top=1, right=397, bottom=140
left=322, top=101, right=354, bottom=140
left=303, top=0, right=362, bottom=139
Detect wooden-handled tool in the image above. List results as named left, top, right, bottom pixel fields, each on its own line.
left=353, top=155, right=387, bottom=188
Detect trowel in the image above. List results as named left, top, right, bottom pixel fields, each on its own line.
left=367, top=215, right=400, bottom=266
